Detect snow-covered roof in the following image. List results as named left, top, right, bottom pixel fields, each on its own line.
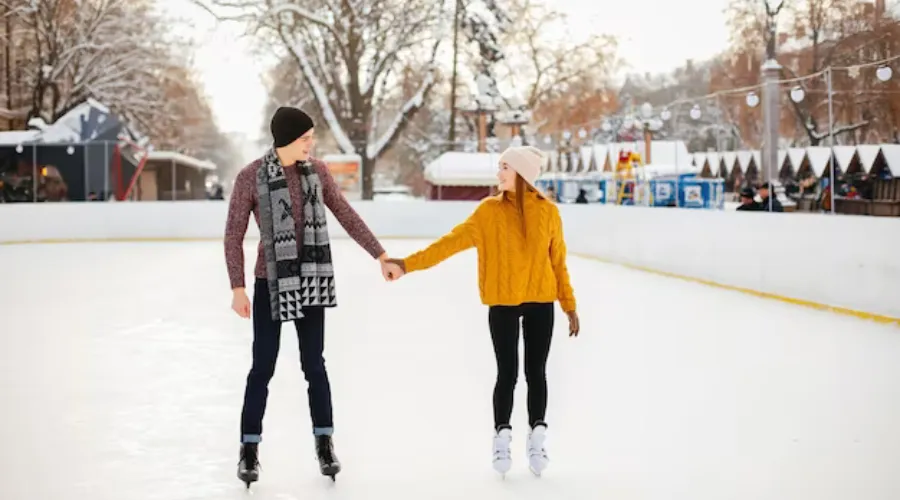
left=787, top=147, right=807, bottom=170
left=636, top=163, right=701, bottom=177
left=424, top=151, right=501, bottom=186
left=322, top=153, right=362, bottom=163
left=806, top=147, right=831, bottom=177
left=879, top=144, right=900, bottom=174
left=856, top=145, right=881, bottom=173
left=146, top=151, right=217, bottom=171
left=0, top=130, right=40, bottom=146
left=832, top=146, right=856, bottom=171
left=1, top=97, right=143, bottom=148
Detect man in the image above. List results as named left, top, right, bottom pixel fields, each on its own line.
left=224, top=107, right=401, bottom=487
left=757, top=181, right=784, bottom=212
left=736, top=187, right=761, bottom=211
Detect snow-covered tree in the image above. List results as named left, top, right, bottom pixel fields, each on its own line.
left=195, top=0, right=445, bottom=199
left=492, top=0, right=619, bottom=134
left=0, top=0, right=236, bottom=175
left=0, top=0, right=172, bottom=128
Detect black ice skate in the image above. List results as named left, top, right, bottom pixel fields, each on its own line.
left=237, top=443, right=260, bottom=488
left=315, top=435, right=341, bottom=481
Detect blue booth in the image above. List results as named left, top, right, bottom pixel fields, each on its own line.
left=677, top=177, right=726, bottom=209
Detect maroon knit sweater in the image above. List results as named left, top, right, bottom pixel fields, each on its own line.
left=224, top=157, right=385, bottom=289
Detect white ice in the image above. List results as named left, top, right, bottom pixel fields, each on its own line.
left=2, top=239, right=900, bottom=500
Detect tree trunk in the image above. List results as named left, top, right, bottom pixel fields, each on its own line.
left=360, top=153, right=375, bottom=200
left=447, top=0, right=462, bottom=151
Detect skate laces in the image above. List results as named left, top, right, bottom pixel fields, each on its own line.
left=492, top=433, right=511, bottom=460
left=527, top=431, right=547, bottom=459
left=316, top=436, right=335, bottom=462
left=240, top=445, right=260, bottom=468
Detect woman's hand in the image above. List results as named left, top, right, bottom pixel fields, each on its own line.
left=566, top=310, right=580, bottom=337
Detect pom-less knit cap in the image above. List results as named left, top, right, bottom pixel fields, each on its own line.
left=498, top=146, right=545, bottom=190
left=271, top=106, right=314, bottom=148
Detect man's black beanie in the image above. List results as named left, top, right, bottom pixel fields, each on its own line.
left=271, top=106, right=314, bottom=148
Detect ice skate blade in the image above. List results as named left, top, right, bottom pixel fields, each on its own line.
left=529, top=465, right=545, bottom=477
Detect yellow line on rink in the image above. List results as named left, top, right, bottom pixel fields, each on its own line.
left=571, top=252, right=900, bottom=327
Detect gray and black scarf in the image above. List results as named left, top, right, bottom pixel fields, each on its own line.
left=256, top=148, right=336, bottom=322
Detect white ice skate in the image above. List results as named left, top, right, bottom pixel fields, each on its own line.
left=526, top=425, right=549, bottom=476
left=492, top=428, right=512, bottom=476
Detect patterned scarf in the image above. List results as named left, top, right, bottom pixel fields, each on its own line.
left=256, top=148, right=336, bottom=322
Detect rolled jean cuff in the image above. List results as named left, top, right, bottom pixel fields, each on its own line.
left=242, top=434, right=262, bottom=443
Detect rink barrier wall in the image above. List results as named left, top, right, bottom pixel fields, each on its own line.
left=1, top=200, right=898, bottom=325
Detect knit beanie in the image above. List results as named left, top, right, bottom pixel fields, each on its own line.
left=270, top=107, right=314, bottom=148
left=498, top=146, right=544, bottom=188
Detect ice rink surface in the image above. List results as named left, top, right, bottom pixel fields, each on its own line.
left=2, top=239, right=899, bottom=500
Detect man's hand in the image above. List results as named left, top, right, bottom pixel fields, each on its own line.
left=566, top=310, right=580, bottom=337
left=232, top=288, right=251, bottom=318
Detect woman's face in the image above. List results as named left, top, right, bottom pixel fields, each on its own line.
left=497, top=162, right=517, bottom=191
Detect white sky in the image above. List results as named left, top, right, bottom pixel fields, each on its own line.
left=162, top=0, right=730, bottom=155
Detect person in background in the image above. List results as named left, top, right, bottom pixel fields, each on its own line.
left=224, top=106, right=401, bottom=487
left=575, top=188, right=588, bottom=204
left=545, top=184, right=558, bottom=202
left=736, top=187, right=761, bottom=211
left=757, top=182, right=783, bottom=212
left=384, top=145, right=579, bottom=478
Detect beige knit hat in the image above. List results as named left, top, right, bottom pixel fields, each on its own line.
left=498, top=146, right=544, bottom=189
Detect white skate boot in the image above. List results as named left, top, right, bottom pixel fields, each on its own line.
left=526, top=424, right=549, bottom=476
left=492, top=428, right=512, bottom=476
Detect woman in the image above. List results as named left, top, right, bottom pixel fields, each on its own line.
left=387, top=145, right=579, bottom=477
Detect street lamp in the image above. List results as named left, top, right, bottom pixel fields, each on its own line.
left=746, top=92, right=760, bottom=108
left=690, top=105, right=702, bottom=120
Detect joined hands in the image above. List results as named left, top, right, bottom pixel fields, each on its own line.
left=378, top=254, right=405, bottom=282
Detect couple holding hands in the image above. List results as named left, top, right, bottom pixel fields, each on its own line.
left=224, top=107, right=579, bottom=487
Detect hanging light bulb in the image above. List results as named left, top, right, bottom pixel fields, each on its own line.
left=15, top=144, right=23, bottom=153
left=690, top=105, right=702, bottom=120
left=66, top=145, right=75, bottom=155
left=601, top=120, right=612, bottom=132
left=876, top=65, right=893, bottom=82
left=578, top=128, right=587, bottom=139
left=746, top=92, right=760, bottom=107
left=789, top=86, right=805, bottom=103
left=660, top=108, right=672, bottom=121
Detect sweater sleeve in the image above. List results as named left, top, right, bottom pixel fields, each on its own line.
left=224, top=165, right=255, bottom=289
left=317, top=160, right=386, bottom=259
left=403, top=208, right=481, bottom=273
left=549, top=207, right=576, bottom=312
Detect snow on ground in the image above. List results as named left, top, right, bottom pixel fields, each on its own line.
left=1, top=239, right=899, bottom=500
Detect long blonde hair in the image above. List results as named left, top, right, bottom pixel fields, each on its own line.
left=514, top=174, right=530, bottom=240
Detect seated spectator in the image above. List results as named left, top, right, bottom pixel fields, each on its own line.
left=736, top=187, right=762, bottom=211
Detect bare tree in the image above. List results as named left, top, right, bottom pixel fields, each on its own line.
left=494, top=0, right=618, bottom=127
left=0, top=0, right=176, bottom=131
left=194, top=0, right=445, bottom=199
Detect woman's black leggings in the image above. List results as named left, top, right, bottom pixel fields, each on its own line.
left=488, top=302, right=554, bottom=431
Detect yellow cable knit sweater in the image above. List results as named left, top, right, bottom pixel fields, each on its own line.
left=403, top=190, right=576, bottom=312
